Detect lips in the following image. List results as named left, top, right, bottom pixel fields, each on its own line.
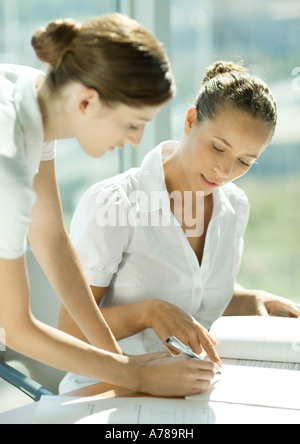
left=200, top=174, right=221, bottom=188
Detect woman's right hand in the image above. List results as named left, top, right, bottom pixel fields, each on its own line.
left=148, top=299, right=222, bottom=367
left=136, top=353, right=217, bottom=397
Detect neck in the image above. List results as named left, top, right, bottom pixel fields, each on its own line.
left=163, top=148, right=212, bottom=213
left=37, top=79, right=73, bottom=143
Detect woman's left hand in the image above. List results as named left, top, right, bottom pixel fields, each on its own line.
left=224, top=289, right=300, bottom=318
left=259, top=290, right=300, bottom=317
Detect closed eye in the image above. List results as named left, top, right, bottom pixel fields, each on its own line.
left=212, top=145, right=225, bottom=153
left=238, top=159, right=251, bottom=167
left=128, top=124, right=140, bottom=131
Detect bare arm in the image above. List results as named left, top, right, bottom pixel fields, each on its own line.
left=59, top=286, right=152, bottom=342
left=28, top=160, right=121, bottom=354
left=59, top=286, right=222, bottom=367
left=0, top=255, right=139, bottom=386
left=0, top=255, right=216, bottom=396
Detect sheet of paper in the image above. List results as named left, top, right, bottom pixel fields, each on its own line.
left=187, top=364, right=300, bottom=410
left=34, top=396, right=215, bottom=424
left=34, top=395, right=300, bottom=424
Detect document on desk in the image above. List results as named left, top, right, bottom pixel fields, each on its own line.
left=33, top=395, right=300, bottom=424
left=34, top=396, right=216, bottom=424
left=187, top=364, right=300, bottom=410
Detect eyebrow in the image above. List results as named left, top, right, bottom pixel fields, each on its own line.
left=214, top=136, right=258, bottom=159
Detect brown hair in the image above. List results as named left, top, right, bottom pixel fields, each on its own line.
left=31, top=13, right=175, bottom=107
left=195, top=61, right=277, bottom=137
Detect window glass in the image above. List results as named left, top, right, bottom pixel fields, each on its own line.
left=170, top=0, right=300, bottom=301
left=0, top=0, right=119, bottom=228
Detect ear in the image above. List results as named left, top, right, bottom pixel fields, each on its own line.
left=78, top=87, right=101, bottom=115
left=184, top=107, right=197, bottom=135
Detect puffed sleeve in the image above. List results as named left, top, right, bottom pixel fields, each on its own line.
left=70, top=180, right=131, bottom=287
left=0, top=156, right=36, bottom=259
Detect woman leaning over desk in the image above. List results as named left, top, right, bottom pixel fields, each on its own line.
left=58, top=61, right=300, bottom=393
left=0, top=13, right=218, bottom=397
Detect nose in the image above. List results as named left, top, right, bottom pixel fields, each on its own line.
left=212, top=159, right=234, bottom=179
left=124, top=126, right=145, bottom=147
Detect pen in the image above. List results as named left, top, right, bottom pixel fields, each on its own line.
left=166, top=336, right=206, bottom=360
left=165, top=336, right=221, bottom=374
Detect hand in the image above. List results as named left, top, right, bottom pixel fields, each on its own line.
left=225, top=290, right=300, bottom=317
left=258, top=290, right=300, bottom=317
left=149, top=300, right=222, bottom=367
left=137, top=354, right=217, bottom=397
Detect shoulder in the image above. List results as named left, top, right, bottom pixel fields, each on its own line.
left=0, top=64, right=45, bottom=159
left=84, top=168, right=140, bottom=207
left=0, top=64, right=42, bottom=92
left=72, top=168, right=141, bottom=228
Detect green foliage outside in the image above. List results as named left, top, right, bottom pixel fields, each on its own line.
left=237, top=175, right=300, bottom=303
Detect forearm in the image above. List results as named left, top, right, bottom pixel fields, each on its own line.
left=224, top=283, right=251, bottom=316
left=223, top=282, right=268, bottom=316
left=101, top=301, right=153, bottom=340
left=0, top=256, right=140, bottom=390
left=59, top=298, right=153, bottom=343
left=8, top=316, right=139, bottom=389
left=29, top=230, right=121, bottom=354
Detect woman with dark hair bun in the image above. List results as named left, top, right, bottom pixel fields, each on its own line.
left=0, top=14, right=216, bottom=397
left=58, top=59, right=300, bottom=394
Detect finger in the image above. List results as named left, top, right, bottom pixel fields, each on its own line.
left=187, top=335, right=203, bottom=355
left=196, top=368, right=216, bottom=382
left=270, top=300, right=300, bottom=318
left=189, top=379, right=211, bottom=395
left=207, top=332, right=218, bottom=345
left=166, top=345, right=180, bottom=356
left=197, top=329, right=222, bottom=367
left=288, top=303, right=300, bottom=317
left=271, top=308, right=299, bottom=318
left=257, top=298, right=269, bottom=316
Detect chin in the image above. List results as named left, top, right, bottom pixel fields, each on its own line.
left=82, top=146, right=106, bottom=159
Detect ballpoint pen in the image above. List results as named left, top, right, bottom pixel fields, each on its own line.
left=165, top=336, right=221, bottom=374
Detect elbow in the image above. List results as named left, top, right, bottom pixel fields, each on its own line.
left=1, top=312, right=37, bottom=355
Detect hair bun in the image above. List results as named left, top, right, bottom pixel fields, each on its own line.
left=31, top=19, right=82, bottom=67
left=202, top=60, right=248, bottom=84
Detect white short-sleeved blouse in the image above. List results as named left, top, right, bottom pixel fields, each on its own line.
left=0, top=64, right=56, bottom=259
left=70, top=141, right=250, bottom=355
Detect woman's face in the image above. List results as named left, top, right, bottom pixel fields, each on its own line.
left=73, top=89, right=164, bottom=158
left=178, top=106, right=273, bottom=195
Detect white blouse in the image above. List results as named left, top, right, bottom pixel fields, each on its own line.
left=0, top=64, right=56, bottom=259
left=70, top=141, right=250, bottom=356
